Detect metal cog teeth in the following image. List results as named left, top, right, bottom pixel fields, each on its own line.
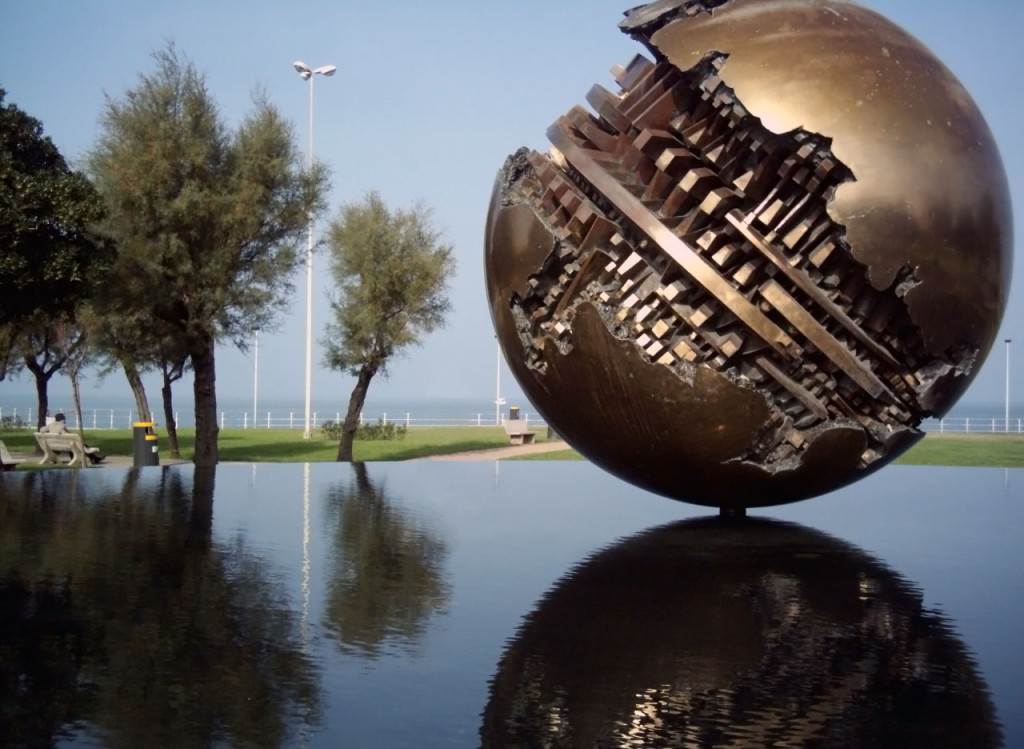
left=505, top=52, right=931, bottom=469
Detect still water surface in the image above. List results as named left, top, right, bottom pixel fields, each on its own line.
left=1, top=462, right=1020, bottom=747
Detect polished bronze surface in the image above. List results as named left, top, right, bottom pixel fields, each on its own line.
left=484, top=0, right=1012, bottom=508
left=481, top=518, right=1001, bottom=747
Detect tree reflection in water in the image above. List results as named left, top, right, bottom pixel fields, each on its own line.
left=482, top=517, right=1001, bottom=748
left=322, top=462, right=451, bottom=658
left=0, top=467, right=321, bottom=748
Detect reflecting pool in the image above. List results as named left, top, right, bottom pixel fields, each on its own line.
left=1, top=462, right=1020, bottom=747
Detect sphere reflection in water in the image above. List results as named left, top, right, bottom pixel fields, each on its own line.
left=481, top=518, right=1000, bottom=748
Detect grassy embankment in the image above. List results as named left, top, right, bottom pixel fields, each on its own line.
left=508, top=433, right=1024, bottom=467
left=893, top=433, right=1024, bottom=468
left=1, top=428, right=1021, bottom=468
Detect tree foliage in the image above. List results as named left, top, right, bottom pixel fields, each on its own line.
left=88, top=46, right=328, bottom=466
left=323, top=191, right=455, bottom=461
left=0, top=89, right=110, bottom=427
left=17, top=314, right=78, bottom=430
left=0, top=323, right=20, bottom=383
left=0, top=89, right=110, bottom=327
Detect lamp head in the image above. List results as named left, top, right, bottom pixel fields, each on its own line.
left=293, top=60, right=312, bottom=80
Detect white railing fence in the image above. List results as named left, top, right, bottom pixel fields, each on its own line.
left=4, top=405, right=1017, bottom=434
left=0, top=406, right=547, bottom=432
left=927, top=417, right=1023, bottom=434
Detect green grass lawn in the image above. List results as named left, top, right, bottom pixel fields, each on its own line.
left=508, top=433, right=1024, bottom=467
left=894, top=433, right=1024, bottom=468
left=1, top=426, right=514, bottom=466
left=2, top=428, right=1021, bottom=468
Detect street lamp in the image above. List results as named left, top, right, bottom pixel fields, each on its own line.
left=293, top=60, right=336, bottom=439
left=253, top=328, right=260, bottom=429
left=1006, top=338, right=1012, bottom=432
left=495, top=339, right=506, bottom=425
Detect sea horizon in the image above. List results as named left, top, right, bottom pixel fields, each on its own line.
left=0, top=391, right=541, bottom=430
left=2, top=384, right=1021, bottom=433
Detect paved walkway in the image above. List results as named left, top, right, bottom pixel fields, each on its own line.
left=93, top=455, right=191, bottom=468
left=6, top=441, right=573, bottom=469
left=4, top=451, right=190, bottom=470
left=422, top=440, right=572, bottom=462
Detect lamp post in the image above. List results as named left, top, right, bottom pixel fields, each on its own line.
left=293, top=60, right=336, bottom=439
left=253, top=328, right=260, bottom=429
left=1006, top=338, right=1012, bottom=432
left=495, top=339, right=506, bottom=425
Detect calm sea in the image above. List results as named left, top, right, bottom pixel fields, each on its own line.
left=0, top=393, right=538, bottom=430
left=0, top=387, right=1019, bottom=431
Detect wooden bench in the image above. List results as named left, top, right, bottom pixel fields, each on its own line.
left=503, top=420, right=537, bottom=445
left=35, top=432, right=90, bottom=468
left=1, top=440, right=25, bottom=470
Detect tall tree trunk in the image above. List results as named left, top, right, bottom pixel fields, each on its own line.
left=190, top=331, right=219, bottom=467
left=70, top=369, right=85, bottom=438
left=25, top=355, right=52, bottom=431
left=160, top=355, right=187, bottom=460
left=162, top=375, right=182, bottom=459
left=122, top=360, right=152, bottom=423
left=337, top=364, right=377, bottom=462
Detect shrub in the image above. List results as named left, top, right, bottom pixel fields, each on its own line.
left=321, top=420, right=343, bottom=440
left=320, top=418, right=407, bottom=441
left=357, top=419, right=407, bottom=441
left=0, top=415, right=27, bottom=429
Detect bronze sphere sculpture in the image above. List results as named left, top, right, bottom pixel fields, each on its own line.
left=484, top=0, right=1012, bottom=510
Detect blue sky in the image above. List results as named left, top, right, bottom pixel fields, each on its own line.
left=1, top=0, right=1020, bottom=411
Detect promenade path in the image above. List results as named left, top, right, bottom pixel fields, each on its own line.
left=421, top=440, right=571, bottom=462
left=7, top=440, right=573, bottom=468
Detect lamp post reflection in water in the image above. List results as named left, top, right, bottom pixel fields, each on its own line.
left=300, top=461, right=313, bottom=747
left=302, top=461, right=311, bottom=647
